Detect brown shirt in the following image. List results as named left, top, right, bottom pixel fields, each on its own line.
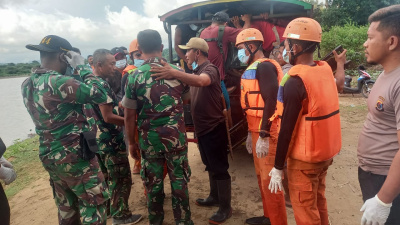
left=190, top=60, right=225, bottom=137
left=358, top=66, right=400, bottom=175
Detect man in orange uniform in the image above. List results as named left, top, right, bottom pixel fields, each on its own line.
left=237, top=28, right=287, bottom=225
left=268, top=18, right=341, bottom=225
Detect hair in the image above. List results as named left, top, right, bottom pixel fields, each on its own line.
left=87, top=54, right=93, bottom=59
left=212, top=20, right=226, bottom=26
left=137, top=29, right=162, bottom=54
left=40, top=51, right=60, bottom=61
left=93, top=49, right=111, bottom=67
left=192, top=48, right=208, bottom=58
left=369, top=5, right=400, bottom=38
left=289, top=39, right=318, bottom=54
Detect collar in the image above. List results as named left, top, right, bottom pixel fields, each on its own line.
left=142, top=57, right=167, bottom=66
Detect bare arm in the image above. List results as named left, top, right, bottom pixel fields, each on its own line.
left=241, top=14, right=252, bottom=29
left=99, top=103, right=124, bottom=126
left=124, top=108, right=140, bottom=160
left=150, top=60, right=211, bottom=87
left=174, top=27, right=187, bottom=62
left=333, top=49, right=347, bottom=93
left=377, top=130, right=400, bottom=204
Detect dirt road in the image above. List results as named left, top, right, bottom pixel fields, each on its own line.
left=9, top=95, right=367, bottom=225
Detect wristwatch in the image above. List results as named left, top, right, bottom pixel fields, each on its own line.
left=259, top=131, right=270, bottom=138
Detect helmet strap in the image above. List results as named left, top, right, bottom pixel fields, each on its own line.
left=244, top=42, right=263, bottom=63
left=288, top=39, right=320, bottom=64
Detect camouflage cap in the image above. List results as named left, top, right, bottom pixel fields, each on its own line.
left=26, top=35, right=73, bottom=53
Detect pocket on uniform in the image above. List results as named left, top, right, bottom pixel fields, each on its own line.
left=80, top=160, right=109, bottom=206
left=289, top=181, right=314, bottom=207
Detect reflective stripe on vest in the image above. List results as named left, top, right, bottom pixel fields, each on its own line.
left=287, top=61, right=341, bottom=163
left=240, top=58, right=283, bottom=118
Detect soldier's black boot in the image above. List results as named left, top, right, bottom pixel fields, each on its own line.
left=196, top=171, right=219, bottom=207
left=209, top=178, right=232, bottom=224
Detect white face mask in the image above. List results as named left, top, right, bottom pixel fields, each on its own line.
left=115, top=59, right=127, bottom=69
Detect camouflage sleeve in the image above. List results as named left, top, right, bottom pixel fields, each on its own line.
left=76, top=64, right=93, bottom=79
left=84, top=77, right=114, bottom=106
left=121, top=71, right=138, bottom=109
left=50, top=74, right=108, bottom=105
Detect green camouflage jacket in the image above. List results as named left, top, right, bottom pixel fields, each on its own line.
left=21, top=65, right=108, bottom=165
left=122, top=57, right=189, bottom=157
left=83, top=76, right=125, bottom=154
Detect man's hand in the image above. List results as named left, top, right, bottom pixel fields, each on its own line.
left=0, top=164, right=16, bottom=185
left=65, top=51, right=85, bottom=69
left=333, top=49, right=347, bottom=66
left=268, top=167, right=283, bottom=194
left=0, top=157, right=13, bottom=169
left=231, top=16, right=242, bottom=28
left=150, top=60, right=176, bottom=80
left=245, top=132, right=252, bottom=154
left=128, top=143, right=140, bottom=161
left=360, top=195, right=391, bottom=225
left=241, top=14, right=252, bottom=23
left=260, top=13, right=269, bottom=20
left=255, top=137, right=269, bottom=158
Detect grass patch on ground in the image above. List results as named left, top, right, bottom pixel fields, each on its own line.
left=3, top=136, right=46, bottom=198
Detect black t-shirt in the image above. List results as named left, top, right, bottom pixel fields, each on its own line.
left=274, top=76, right=307, bottom=169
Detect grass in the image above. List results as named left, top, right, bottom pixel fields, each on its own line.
left=3, top=136, right=46, bottom=198
left=339, top=103, right=368, bottom=124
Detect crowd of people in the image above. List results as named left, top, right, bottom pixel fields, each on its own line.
left=0, top=3, right=398, bottom=225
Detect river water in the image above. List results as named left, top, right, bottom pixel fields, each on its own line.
left=0, top=77, right=36, bottom=147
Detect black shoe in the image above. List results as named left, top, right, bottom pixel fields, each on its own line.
left=196, top=171, right=219, bottom=207
left=208, top=178, right=232, bottom=224
left=245, top=216, right=271, bottom=225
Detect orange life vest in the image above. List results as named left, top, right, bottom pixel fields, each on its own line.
left=240, top=58, right=284, bottom=118
left=122, top=65, right=137, bottom=76
left=287, top=61, right=341, bottom=163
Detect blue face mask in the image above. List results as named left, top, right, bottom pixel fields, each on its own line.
left=238, top=48, right=249, bottom=64
left=191, top=61, right=198, bottom=70
left=134, top=59, right=144, bottom=67
left=282, top=49, right=290, bottom=64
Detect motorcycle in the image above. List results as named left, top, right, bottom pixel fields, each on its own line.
left=343, top=65, right=375, bottom=98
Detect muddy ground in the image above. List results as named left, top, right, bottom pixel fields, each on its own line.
left=9, top=95, right=368, bottom=225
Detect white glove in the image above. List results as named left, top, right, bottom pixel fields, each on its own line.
left=0, top=165, right=16, bottom=185
left=360, top=195, right=391, bottom=225
left=0, top=157, right=13, bottom=168
left=255, top=137, right=269, bottom=158
left=245, top=132, right=252, bottom=154
left=268, top=167, right=283, bottom=194
left=65, top=51, right=85, bottom=69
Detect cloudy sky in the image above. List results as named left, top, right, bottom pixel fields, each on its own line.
left=0, top=0, right=201, bottom=63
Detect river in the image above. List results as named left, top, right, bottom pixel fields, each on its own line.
left=0, top=77, right=36, bottom=147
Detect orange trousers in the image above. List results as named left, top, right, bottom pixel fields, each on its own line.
left=287, top=160, right=330, bottom=225
left=251, top=131, right=287, bottom=225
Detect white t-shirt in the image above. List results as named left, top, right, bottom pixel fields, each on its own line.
left=358, top=66, right=400, bottom=175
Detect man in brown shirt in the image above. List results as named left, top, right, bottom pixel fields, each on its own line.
left=150, top=37, right=232, bottom=224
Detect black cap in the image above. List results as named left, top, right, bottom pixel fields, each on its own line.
left=26, top=35, right=72, bottom=53
left=212, top=11, right=230, bottom=23
left=110, top=47, right=126, bottom=56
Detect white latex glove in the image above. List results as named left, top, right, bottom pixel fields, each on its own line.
left=0, top=165, right=16, bottom=185
left=0, top=157, right=13, bottom=168
left=255, top=137, right=269, bottom=158
left=360, top=195, right=391, bottom=225
left=65, top=51, right=85, bottom=69
left=268, top=167, right=283, bottom=194
left=245, top=132, right=252, bottom=154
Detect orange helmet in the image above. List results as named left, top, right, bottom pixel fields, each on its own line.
left=129, top=39, right=139, bottom=53
left=283, top=17, right=322, bottom=43
left=235, top=28, right=264, bottom=47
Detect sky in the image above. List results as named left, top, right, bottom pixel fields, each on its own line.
left=0, top=0, right=201, bottom=63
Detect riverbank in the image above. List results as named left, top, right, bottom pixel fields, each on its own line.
left=0, top=74, right=29, bottom=79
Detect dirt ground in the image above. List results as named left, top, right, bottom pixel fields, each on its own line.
left=9, top=95, right=368, bottom=225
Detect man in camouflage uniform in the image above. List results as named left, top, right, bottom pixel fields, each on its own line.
left=83, top=48, right=142, bottom=225
left=122, top=29, right=193, bottom=225
left=21, top=35, right=109, bottom=225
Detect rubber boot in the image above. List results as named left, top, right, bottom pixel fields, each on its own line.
left=209, top=178, right=232, bottom=224
left=196, top=171, right=219, bottom=207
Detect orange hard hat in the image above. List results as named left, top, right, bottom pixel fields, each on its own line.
left=129, top=39, right=139, bottom=53
left=235, top=28, right=264, bottom=47
left=283, top=17, right=322, bottom=43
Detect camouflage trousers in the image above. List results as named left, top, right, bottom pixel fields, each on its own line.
left=141, top=149, right=193, bottom=225
left=97, top=149, right=132, bottom=219
left=44, top=157, right=109, bottom=225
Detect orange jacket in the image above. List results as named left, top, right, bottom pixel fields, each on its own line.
left=288, top=61, right=341, bottom=163
left=240, top=58, right=283, bottom=119
left=122, top=65, right=137, bottom=76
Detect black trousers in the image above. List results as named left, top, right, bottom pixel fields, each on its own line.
left=0, top=183, right=10, bottom=225
left=198, top=122, right=230, bottom=180
left=358, top=167, right=400, bottom=224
